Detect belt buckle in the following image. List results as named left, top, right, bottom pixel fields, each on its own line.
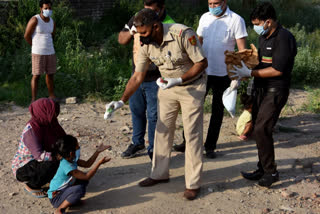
left=267, top=88, right=277, bottom=93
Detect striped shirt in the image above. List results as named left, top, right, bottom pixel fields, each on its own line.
left=12, top=123, right=52, bottom=177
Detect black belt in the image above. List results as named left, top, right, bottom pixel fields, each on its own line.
left=255, top=87, right=289, bottom=93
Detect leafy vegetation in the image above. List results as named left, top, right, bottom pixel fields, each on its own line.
left=302, top=88, right=320, bottom=114
left=0, top=0, right=319, bottom=112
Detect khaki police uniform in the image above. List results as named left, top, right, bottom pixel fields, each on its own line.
left=135, top=23, right=207, bottom=189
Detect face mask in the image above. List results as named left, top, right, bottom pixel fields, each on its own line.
left=140, top=26, right=154, bottom=45
left=43, top=9, right=52, bottom=17
left=74, top=148, right=80, bottom=162
left=253, top=22, right=269, bottom=36
left=209, top=3, right=223, bottom=16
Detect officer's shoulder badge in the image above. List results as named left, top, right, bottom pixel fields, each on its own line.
left=188, top=35, right=197, bottom=46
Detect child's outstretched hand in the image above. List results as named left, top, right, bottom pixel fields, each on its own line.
left=99, top=157, right=111, bottom=164
left=96, top=144, right=111, bottom=153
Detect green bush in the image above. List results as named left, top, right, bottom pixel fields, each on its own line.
left=302, top=88, right=320, bottom=114
left=289, top=24, right=320, bottom=87
left=0, top=0, right=319, bottom=106
left=0, top=0, right=38, bottom=56
left=0, top=0, right=133, bottom=105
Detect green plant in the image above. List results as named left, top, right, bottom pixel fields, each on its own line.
left=302, top=88, right=320, bottom=114
left=1, top=0, right=320, bottom=107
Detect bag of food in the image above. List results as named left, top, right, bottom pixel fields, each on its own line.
left=222, top=87, right=237, bottom=118
left=224, top=44, right=259, bottom=80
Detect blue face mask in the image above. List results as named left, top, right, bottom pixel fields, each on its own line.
left=43, top=9, right=52, bottom=18
left=75, top=148, right=80, bottom=162
left=209, top=5, right=223, bottom=16
left=253, top=22, right=269, bottom=36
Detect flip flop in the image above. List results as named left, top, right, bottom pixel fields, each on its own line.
left=24, top=188, right=47, bottom=198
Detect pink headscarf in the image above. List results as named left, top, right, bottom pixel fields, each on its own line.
left=28, top=98, right=66, bottom=152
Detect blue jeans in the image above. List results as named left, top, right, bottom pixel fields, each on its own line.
left=129, top=81, right=158, bottom=153
left=50, top=180, right=88, bottom=208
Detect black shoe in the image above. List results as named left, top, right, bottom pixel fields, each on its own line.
left=205, top=151, right=216, bottom=159
left=258, top=172, right=279, bottom=187
left=241, top=169, right=264, bottom=181
left=173, top=143, right=185, bottom=153
left=121, top=143, right=145, bottom=159
left=139, top=177, right=170, bottom=187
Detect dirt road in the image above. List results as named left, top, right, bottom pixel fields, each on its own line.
left=0, top=89, right=319, bottom=214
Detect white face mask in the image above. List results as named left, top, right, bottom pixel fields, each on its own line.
left=43, top=9, right=52, bottom=17
left=253, top=21, right=269, bottom=36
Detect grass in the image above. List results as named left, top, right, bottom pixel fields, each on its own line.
left=0, top=0, right=319, bottom=112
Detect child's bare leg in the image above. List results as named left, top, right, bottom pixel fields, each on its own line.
left=242, top=121, right=253, bottom=137
left=54, top=200, right=72, bottom=214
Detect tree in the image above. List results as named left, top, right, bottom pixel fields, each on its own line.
left=242, top=0, right=256, bottom=8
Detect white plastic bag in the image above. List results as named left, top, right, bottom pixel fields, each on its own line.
left=222, top=87, right=237, bottom=118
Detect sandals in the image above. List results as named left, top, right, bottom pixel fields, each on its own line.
left=24, top=188, right=47, bottom=198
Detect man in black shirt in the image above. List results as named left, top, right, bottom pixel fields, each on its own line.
left=230, top=2, right=297, bottom=187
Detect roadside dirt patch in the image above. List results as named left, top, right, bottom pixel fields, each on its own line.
left=0, top=89, right=319, bottom=214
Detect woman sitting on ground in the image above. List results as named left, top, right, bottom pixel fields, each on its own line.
left=12, top=98, right=66, bottom=198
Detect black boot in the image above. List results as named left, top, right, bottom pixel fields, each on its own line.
left=121, top=143, right=145, bottom=159
left=205, top=150, right=216, bottom=159
left=241, top=168, right=264, bottom=180
left=258, top=171, right=279, bottom=187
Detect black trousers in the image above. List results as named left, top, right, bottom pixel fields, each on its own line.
left=16, top=159, right=59, bottom=189
left=204, top=75, right=231, bottom=152
left=252, top=88, right=289, bottom=173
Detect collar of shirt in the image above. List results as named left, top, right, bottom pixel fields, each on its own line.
left=160, top=24, right=174, bottom=46
left=263, top=22, right=282, bottom=40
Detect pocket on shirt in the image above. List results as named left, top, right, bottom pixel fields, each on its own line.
left=150, top=56, right=163, bottom=67
left=215, top=29, right=232, bottom=43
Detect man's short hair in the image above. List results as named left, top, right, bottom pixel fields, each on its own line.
left=250, top=2, right=277, bottom=21
left=144, top=0, right=165, bottom=8
left=39, top=0, right=52, bottom=8
left=133, top=8, right=159, bottom=27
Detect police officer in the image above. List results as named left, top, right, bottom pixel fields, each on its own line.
left=106, top=9, right=207, bottom=200
left=118, top=0, right=175, bottom=160
left=230, top=2, right=297, bottom=187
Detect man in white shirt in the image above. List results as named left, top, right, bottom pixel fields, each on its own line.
left=197, top=0, right=248, bottom=158
left=24, top=0, right=56, bottom=102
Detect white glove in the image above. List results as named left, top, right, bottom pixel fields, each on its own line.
left=230, top=79, right=241, bottom=91
left=104, top=100, right=124, bottom=119
left=124, top=24, right=137, bottom=35
left=156, top=77, right=167, bottom=89
left=156, top=77, right=182, bottom=90
left=230, top=61, right=252, bottom=79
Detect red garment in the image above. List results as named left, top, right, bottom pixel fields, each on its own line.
left=28, top=98, right=66, bottom=152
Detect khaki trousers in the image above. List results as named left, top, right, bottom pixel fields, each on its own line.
left=150, top=75, right=206, bottom=189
